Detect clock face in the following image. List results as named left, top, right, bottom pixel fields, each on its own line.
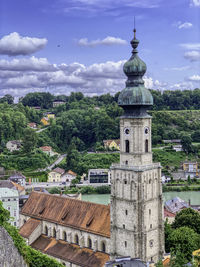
left=124, top=127, right=130, bottom=135
left=145, top=127, right=149, bottom=134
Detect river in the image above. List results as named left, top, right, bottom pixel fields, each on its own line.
left=82, top=191, right=200, bottom=205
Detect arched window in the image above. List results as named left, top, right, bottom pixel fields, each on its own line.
left=145, top=139, right=148, bottom=152
left=75, top=234, right=79, bottom=245
left=101, top=241, right=106, bottom=253
left=44, top=225, right=48, bottom=236
left=88, top=237, right=92, bottom=249
left=63, top=231, right=67, bottom=241
left=53, top=227, right=56, bottom=238
left=125, top=140, right=129, bottom=153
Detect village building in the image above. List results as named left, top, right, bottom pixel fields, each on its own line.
left=0, top=180, right=20, bottom=227
left=39, top=146, right=55, bottom=156
left=6, top=140, right=22, bottom=152
left=48, top=167, right=66, bottom=183
left=103, top=139, right=120, bottom=150
left=88, top=169, right=111, bottom=184
left=41, top=117, right=50, bottom=126
left=65, top=170, right=77, bottom=182
left=19, top=191, right=110, bottom=267
left=53, top=100, right=66, bottom=107
left=28, top=122, right=37, bottom=129
left=8, top=172, right=26, bottom=186
left=182, top=161, right=199, bottom=178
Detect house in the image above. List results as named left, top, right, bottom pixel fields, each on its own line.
left=39, top=146, right=54, bottom=156
left=173, top=145, right=183, bottom=152
left=19, top=191, right=110, bottom=267
left=45, top=113, right=55, bottom=119
left=164, top=197, right=189, bottom=214
left=6, top=140, right=22, bottom=152
left=0, top=180, right=20, bottom=227
left=163, top=139, right=181, bottom=144
left=53, top=101, right=65, bottom=107
left=48, top=167, right=65, bottom=182
left=103, top=139, right=120, bottom=150
left=164, top=207, right=176, bottom=223
left=65, top=170, right=77, bottom=182
left=28, top=122, right=37, bottom=129
left=8, top=172, right=26, bottom=186
left=32, top=106, right=41, bottom=110
left=105, top=257, right=147, bottom=267
left=41, top=117, right=50, bottom=126
left=88, top=169, right=111, bottom=184
left=182, top=161, right=199, bottom=178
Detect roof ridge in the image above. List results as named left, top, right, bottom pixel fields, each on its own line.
left=32, top=191, right=110, bottom=208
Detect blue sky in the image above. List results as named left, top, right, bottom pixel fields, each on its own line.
left=0, top=0, right=199, bottom=98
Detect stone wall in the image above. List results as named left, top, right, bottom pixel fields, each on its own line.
left=0, top=226, right=27, bottom=267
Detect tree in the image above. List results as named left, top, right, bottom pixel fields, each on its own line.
left=164, top=219, right=173, bottom=253
left=0, top=94, right=14, bottom=104
left=66, top=142, right=79, bottom=171
left=181, top=134, right=193, bottom=154
left=0, top=201, right=10, bottom=225
left=172, top=208, right=200, bottom=234
left=22, top=128, right=38, bottom=153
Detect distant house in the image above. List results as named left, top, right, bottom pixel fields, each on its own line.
left=39, top=146, right=54, bottom=156
left=6, top=140, right=22, bottom=152
left=163, top=139, right=181, bottom=144
left=164, top=197, right=189, bottom=214
left=53, top=101, right=65, bottom=108
left=47, top=113, right=55, bottom=119
left=103, top=139, right=120, bottom=150
left=173, top=145, right=183, bottom=152
left=28, top=122, right=37, bottom=129
left=0, top=180, right=20, bottom=227
left=40, top=117, right=50, bottom=126
left=65, top=170, right=77, bottom=182
left=9, top=172, right=26, bottom=186
left=48, top=167, right=65, bottom=183
left=88, top=169, right=111, bottom=184
left=164, top=207, right=176, bottom=223
left=182, top=161, right=199, bottom=178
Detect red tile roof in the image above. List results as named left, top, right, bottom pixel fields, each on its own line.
left=19, top=218, right=41, bottom=238
left=164, top=207, right=176, bottom=218
left=67, top=170, right=77, bottom=176
left=39, top=146, right=52, bottom=152
left=21, top=191, right=110, bottom=237
left=51, top=167, right=65, bottom=175
left=31, top=235, right=109, bottom=267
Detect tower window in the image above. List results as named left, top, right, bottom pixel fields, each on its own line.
left=125, top=140, right=129, bottom=153
left=125, top=210, right=128, bottom=215
left=149, top=209, right=151, bottom=215
left=123, top=224, right=125, bottom=229
left=88, top=237, right=92, bottom=249
left=101, top=241, right=106, bottom=252
left=75, top=234, right=79, bottom=245
left=53, top=227, right=56, bottom=238
left=44, top=225, right=48, bottom=236
left=150, top=224, right=152, bottom=229
left=125, top=160, right=128, bottom=165
left=125, top=241, right=127, bottom=247
left=124, top=180, right=127, bottom=184
left=145, top=139, right=148, bottom=152
left=63, top=231, right=67, bottom=241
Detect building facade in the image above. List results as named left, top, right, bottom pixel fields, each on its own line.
left=110, top=29, right=164, bottom=263
left=88, top=169, right=111, bottom=184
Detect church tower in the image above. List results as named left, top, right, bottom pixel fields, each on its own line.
left=110, top=28, right=164, bottom=263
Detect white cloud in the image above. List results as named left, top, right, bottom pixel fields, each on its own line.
left=164, top=66, right=190, bottom=71
left=0, top=32, right=47, bottom=56
left=188, top=75, right=200, bottom=82
left=184, top=51, right=200, bottom=61
left=180, top=43, right=200, bottom=50
left=0, top=56, right=57, bottom=72
left=174, top=21, right=193, bottom=29
left=78, top=36, right=127, bottom=47
left=190, top=0, right=200, bottom=7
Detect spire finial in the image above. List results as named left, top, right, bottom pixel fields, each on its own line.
left=134, top=16, right=136, bottom=39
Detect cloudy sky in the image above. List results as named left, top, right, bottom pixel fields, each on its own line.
left=0, top=0, right=200, bottom=99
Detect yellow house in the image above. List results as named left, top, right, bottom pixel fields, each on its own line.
left=193, top=248, right=200, bottom=266
left=48, top=167, right=65, bottom=183
left=41, top=117, right=49, bottom=126
left=47, top=113, right=55, bottom=119
left=103, top=139, right=120, bottom=150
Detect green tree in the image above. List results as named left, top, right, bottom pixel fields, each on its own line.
left=22, top=128, right=38, bottom=153
left=164, top=219, right=173, bottom=253
left=172, top=208, right=200, bottom=234
left=181, top=134, right=193, bottom=154
left=0, top=201, right=10, bottom=225
left=168, top=226, right=200, bottom=261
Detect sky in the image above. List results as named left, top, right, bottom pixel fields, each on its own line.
left=0, top=0, right=200, bottom=99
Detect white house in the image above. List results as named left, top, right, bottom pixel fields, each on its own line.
left=9, top=172, right=26, bottom=186
left=0, top=180, right=19, bottom=227
left=6, top=140, right=22, bottom=152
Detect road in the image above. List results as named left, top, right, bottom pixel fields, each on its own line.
left=36, top=127, right=49, bottom=133
left=43, top=153, right=67, bottom=171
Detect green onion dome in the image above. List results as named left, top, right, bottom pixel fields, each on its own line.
left=118, top=29, right=153, bottom=108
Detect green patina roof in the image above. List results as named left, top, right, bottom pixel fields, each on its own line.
left=118, top=29, right=153, bottom=107
left=118, top=85, right=153, bottom=106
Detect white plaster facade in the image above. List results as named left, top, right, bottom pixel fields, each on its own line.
left=110, top=116, right=164, bottom=264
